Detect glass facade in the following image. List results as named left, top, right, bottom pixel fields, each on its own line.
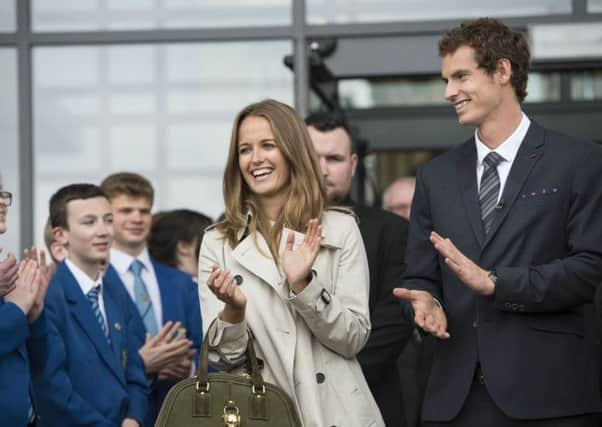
left=33, top=41, right=293, bottom=248
left=32, top=0, right=292, bottom=31
left=571, top=70, right=602, bottom=100
left=307, top=0, right=571, bottom=25
left=0, top=1, right=16, bottom=32
left=0, top=49, right=20, bottom=255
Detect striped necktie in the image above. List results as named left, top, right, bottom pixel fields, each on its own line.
left=87, top=285, right=109, bottom=342
left=479, top=152, right=504, bottom=234
left=130, top=260, right=159, bottom=336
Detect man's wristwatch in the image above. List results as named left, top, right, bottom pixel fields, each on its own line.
left=488, top=270, right=498, bottom=285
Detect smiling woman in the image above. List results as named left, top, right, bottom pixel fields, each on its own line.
left=197, top=99, right=385, bottom=426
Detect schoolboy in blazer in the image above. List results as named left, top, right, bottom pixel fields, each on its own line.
left=30, top=184, right=148, bottom=427
left=101, top=172, right=201, bottom=426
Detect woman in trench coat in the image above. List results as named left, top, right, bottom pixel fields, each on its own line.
left=198, top=99, right=385, bottom=427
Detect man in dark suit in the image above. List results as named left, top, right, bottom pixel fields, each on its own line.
left=306, top=111, right=413, bottom=427
left=394, top=18, right=602, bottom=426
left=101, top=172, right=202, bottom=427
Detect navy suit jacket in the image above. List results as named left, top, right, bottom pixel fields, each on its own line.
left=29, top=262, right=148, bottom=426
left=105, top=258, right=202, bottom=426
left=0, top=300, right=46, bottom=427
left=404, top=121, right=602, bottom=421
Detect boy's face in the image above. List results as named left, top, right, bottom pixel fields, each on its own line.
left=110, top=194, right=152, bottom=254
left=58, top=196, right=113, bottom=267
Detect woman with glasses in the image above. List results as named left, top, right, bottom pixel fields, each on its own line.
left=198, top=99, right=384, bottom=426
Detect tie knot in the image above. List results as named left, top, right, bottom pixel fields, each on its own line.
left=130, top=259, right=144, bottom=276
left=87, top=285, right=101, bottom=301
left=484, top=152, right=503, bottom=168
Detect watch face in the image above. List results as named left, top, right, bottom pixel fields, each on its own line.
left=488, top=271, right=497, bottom=283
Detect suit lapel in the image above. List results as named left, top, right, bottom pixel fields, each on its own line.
left=457, top=140, right=486, bottom=247
left=483, top=122, right=545, bottom=248
left=60, top=264, right=124, bottom=384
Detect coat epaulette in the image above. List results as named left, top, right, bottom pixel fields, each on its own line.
left=325, top=206, right=359, bottom=223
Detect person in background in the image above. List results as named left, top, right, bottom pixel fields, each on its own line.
left=0, top=180, right=50, bottom=427
left=198, top=99, right=384, bottom=426
left=30, top=183, right=148, bottom=427
left=383, top=177, right=416, bottom=222
left=101, top=172, right=202, bottom=427
left=395, top=18, right=602, bottom=426
left=147, top=209, right=212, bottom=280
left=306, top=111, right=412, bottom=427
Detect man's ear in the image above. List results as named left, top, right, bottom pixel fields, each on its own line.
left=495, top=58, right=512, bottom=85
left=53, top=227, right=68, bottom=246
left=351, top=153, right=359, bottom=177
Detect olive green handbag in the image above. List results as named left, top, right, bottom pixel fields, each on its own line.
left=155, top=331, right=302, bottom=427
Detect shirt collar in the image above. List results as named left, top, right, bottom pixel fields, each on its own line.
left=110, top=246, right=153, bottom=274
left=65, top=258, right=103, bottom=295
left=475, top=112, right=531, bottom=167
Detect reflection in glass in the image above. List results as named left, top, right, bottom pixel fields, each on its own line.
left=0, top=49, right=20, bottom=253
left=0, top=1, right=16, bottom=32
left=32, top=0, right=291, bottom=31
left=33, top=41, right=293, bottom=249
left=570, top=70, right=602, bottom=100
left=307, top=0, right=571, bottom=25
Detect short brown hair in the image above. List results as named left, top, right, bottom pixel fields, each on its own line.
left=49, top=183, right=108, bottom=229
left=100, top=172, right=154, bottom=204
left=438, top=18, right=530, bottom=102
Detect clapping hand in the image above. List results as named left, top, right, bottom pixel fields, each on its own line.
left=207, top=265, right=247, bottom=323
left=0, top=249, right=18, bottom=297
left=393, top=288, right=450, bottom=339
left=283, top=218, right=322, bottom=295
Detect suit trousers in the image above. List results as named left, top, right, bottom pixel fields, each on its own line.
left=422, top=366, right=600, bottom=427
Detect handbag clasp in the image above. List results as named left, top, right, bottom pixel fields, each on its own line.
left=223, top=400, right=241, bottom=427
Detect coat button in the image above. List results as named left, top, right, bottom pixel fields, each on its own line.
left=472, top=320, right=478, bottom=328
left=233, top=275, right=243, bottom=285
left=316, top=372, right=325, bottom=384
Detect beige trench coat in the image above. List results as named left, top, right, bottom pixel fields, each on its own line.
left=198, top=209, right=385, bottom=427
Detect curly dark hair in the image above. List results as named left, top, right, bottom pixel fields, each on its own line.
left=438, top=18, right=530, bottom=102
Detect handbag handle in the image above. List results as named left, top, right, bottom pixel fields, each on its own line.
left=196, top=323, right=265, bottom=394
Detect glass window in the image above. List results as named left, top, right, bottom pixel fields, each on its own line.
left=589, top=0, right=602, bottom=13
left=0, top=0, right=16, bottom=32
left=338, top=76, right=446, bottom=108
left=570, top=70, right=602, bottom=100
left=307, top=0, right=572, bottom=25
left=525, top=72, right=561, bottom=102
left=0, top=49, right=20, bottom=254
left=32, top=0, right=291, bottom=32
left=336, top=71, right=561, bottom=109
left=33, top=41, right=293, bottom=248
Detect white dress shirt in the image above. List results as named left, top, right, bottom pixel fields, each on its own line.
left=475, top=112, right=531, bottom=204
left=110, top=247, right=163, bottom=331
left=65, top=258, right=108, bottom=332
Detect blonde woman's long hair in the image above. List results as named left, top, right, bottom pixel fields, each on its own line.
left=217, top=99, right=326, bottom=262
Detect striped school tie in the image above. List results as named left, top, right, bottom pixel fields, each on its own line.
left=87, top=285, right=109, bottom=342
left=479, top=152, right=504, bottom=234
left=130, top=260, right=158, bottom=336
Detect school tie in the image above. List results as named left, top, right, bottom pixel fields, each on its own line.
left=479, top=152, right=504, bottom=234
left=87, top=285, right=109, bottom=342
left=130, top=260, right=158, bottom=336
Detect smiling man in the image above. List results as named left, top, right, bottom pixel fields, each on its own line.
left=394, top=18, right=602, bottom=426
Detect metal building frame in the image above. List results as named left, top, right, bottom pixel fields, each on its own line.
left=1, top=0, right=601, bottom=250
